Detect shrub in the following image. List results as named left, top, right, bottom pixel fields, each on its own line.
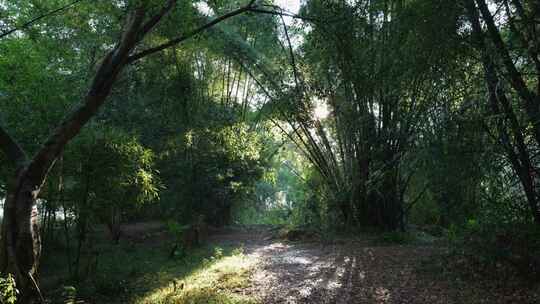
left=449, top=220, right=540, bottom=281
left=92, top=274, right=129, bottom=297
left=0, top=274, right=17, bottom=304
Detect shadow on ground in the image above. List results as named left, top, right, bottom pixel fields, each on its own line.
left=41, top=223, right=249, bottom=304
left=42, top=224, right=540, bottom=304
left=240, top=233, right=539, bottom=304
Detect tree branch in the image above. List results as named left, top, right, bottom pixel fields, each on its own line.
left=475, top=0, right=536, bottom=103
left=23, top=0, right=258, bottom=185
left=404, top=184, right=429, bottom=215
left=138, top=0, right=177, bottom=39
left=0, top=0, right=86, bottom=40
left=248, top=8, right=320, bottom=23
left=126, top=0, right=257, bottom=63
left=25, top=8, right=146, bottom=184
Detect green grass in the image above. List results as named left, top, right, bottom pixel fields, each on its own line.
left=136, top=247, right=257, bottom=304
left=41, top=237, right=258, bottom=304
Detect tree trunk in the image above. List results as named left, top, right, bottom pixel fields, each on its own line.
left=0, top=172, right=42, bottom=303
left=107, top=206, right=122, bottom=244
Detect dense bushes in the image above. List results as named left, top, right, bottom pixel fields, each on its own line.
left=447, top=220, right=540, bottom=281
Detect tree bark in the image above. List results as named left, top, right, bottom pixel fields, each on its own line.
left=0, top=174, right=41, bottom=303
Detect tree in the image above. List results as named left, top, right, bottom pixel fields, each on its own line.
left=261, top=0, right=463, bottom=230
left=464, top=0, right=540, bottom=224
left=66, top=126, right=159, bottom=243
left=0, top=0, right=257, bottom=301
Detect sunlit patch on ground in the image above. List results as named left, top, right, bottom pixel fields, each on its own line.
left=245, top=241, right=351, bottom=303
left=135, top=248, right=258, bottom=304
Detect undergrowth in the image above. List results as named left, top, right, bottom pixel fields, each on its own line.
left=136, top=246, right=256, bottom=304
left=42, top=238, right=257, bottom=304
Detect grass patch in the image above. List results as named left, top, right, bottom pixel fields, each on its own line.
left=135, top=247, right=257, bottom=304
left=42, top=236, right=258, bottom=304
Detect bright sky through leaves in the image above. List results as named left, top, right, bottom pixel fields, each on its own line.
left=275, top=0, right=301, bottom=14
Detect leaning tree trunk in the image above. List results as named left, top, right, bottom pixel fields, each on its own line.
left=0, top=12, right=151, bottom=302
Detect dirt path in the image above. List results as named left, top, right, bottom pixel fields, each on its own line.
left=208, top=227, right=539, bottom=304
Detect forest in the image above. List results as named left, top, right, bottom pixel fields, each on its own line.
left=0, top=0, right=539, bottom=303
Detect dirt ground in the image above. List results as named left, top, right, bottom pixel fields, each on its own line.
left=205, top=227, right=540, bottom=304
left=111, top=223, right=540, bottom=303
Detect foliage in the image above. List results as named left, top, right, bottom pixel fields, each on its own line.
left=447, top=220, right=540, bottom=281
left=0, top=274, right=17, bottom=304
left=42, top=229, right=252, bottom=303
left=167, top=220, right=192, bottom=258
left=159, top=119, right=268, bottom=226
left=59, top=126, right=160, bottom=237
left=3, top=0, right=540, bottom=300
left=67, top=125, right=160, bottom=205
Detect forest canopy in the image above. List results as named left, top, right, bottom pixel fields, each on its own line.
left=1, top=0, right=540, bottom=303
